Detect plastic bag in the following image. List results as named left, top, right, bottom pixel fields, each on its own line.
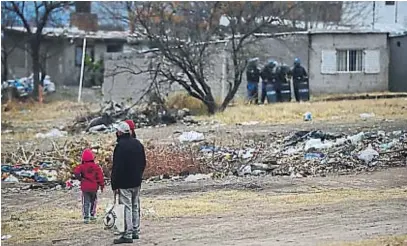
left=103, top=194, right=125, bottom=233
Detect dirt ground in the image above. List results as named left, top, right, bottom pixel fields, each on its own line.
left=2, top=98, right=407, bottom=246
left=2, top=167, right=407, bottom=246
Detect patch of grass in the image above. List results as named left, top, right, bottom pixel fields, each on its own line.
left=166, top=92, right=208, bottom=115
left=1, top=205, right=100, bottom=244
left=2, top=100, right=95, bottom=122
left=325, top=234, right=407, bottom=246
left=198, top=98, right=407, bottom=124
left=141, top=187, right=407, bottom=218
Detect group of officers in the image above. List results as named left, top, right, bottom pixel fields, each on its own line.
left=246, top=57, right=309, bottom=104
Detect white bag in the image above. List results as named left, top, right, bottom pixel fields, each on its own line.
left=103, top=194, right=125, bottom=233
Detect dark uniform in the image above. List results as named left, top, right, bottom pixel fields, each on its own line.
left=246, top=61, right=261, bottom=104
left=260, top=62, right=281, bottom=103
left=291, top=59, right=308, bottom=102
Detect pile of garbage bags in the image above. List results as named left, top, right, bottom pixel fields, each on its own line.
left=1, top=73, right=56, bottom=100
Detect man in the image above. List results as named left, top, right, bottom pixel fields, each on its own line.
left=291, top=58, right=308, bottom=102
left=125, top=119, right=136, bottom=138
left=111, top=121, right=146, bottom=244
left=260, top=60, right=280, bottom=103
left=124, top=119, right=140, bottom=236
left=246, top=58, right=261, bottom=104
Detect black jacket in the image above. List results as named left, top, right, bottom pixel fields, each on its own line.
left=246, top=64, right=260, bottom=83
left=111, top=134, right=146, bottom=190
left=291, top=65, right=308, bottom=80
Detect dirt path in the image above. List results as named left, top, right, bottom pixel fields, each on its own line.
left=2, top=168, right=407, bottom=246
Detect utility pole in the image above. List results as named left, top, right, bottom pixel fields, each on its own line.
left=372, top=1, right=376, bottom=29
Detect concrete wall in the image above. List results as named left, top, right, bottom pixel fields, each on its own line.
left=389, top=35, right=407, bottom=92
left=309, top=33, right=389, bottom=94
left=102, top=35, right=309, bottom=103
left=3, top=30, right=124, bottom=87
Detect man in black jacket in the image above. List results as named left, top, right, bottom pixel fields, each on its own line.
left=111, top=121, right=146, bottom=244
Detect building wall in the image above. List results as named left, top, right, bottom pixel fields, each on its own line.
left=309, top=33, right=389, bottom=94
left=3, top=30, right=125, bottom=87
left=102, top=35, right=309, bottom=103
left=389, top=34, right=407, bottom=92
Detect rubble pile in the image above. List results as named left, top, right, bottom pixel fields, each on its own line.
left=68, top=101, right=197, bottom=134
left=198, top=130, right=407, bottom=177
left=1, top=138, right=200, bottom=188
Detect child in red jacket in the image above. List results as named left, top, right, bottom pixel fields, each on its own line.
left=74, top=149, right=105, bottom=224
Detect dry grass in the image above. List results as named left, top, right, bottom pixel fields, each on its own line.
left=313, top=91, right=407, bottom=101
left=198, top=98, right=407, bottom=124
left=1, top=205, right=100, bottom=244
left=1, top=100, right=95, bottom=122
left=141, top=186, right=407, bottom=218
left=166, top=92, right=208, bottom=115
left=325, top=234, right=407, bottom=246
left=2, top=187, right=405, bottom=243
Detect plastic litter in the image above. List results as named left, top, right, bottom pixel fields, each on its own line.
left=358, top=146, right=379, bottom=164
left=237, top=165, right=252, bottom=176
left=360, top=113, right=375, bottom=120
left=35, top=129, right=67, bottom=139
left=1, top=235, right=12, bottom=240
left=304, top=139, right=333, bottom=151
left=304, top=152, right=325, bottom=160
left=4, top=175, right=19, bottom=182
left=178, top=131, right=205, bottom=143
left=303, top=112, right=312, bottom=121
left=184, top=173, right=212, bottom=182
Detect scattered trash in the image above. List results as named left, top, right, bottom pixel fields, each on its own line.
left=360, top=113, right=375, bottom=120
left=358, top=146, right=379, bottom=164
left=1, top=235, right=12, bottom=240
left=35, top=129, right=67, bottom=139
left=179, top=131, right=205, bottom=143
left=304, top=139, right=333, bottom=151
left=4, top=175, right=19, bottom=182
left=184, top=173, right=212, bottom=182
left=304, top=152, right=325, bottom=160
left=239, top=121, right=260, bottom=126
left=303, top=112, right=312, bottom=121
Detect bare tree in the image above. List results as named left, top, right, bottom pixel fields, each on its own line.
left=2, top=1, right=72, bottom=99
left=102, top=2, right=300, bottom=114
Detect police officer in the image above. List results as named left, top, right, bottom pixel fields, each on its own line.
left=260, top=60, right=281, bottom=103
left=246, top=58, right=260, bottom=104
left=291, top=58, right=308, bottom=102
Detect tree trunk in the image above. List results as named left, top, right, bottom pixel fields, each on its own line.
left=31, top=40, right=41, bottom=99
left=204, top=99, right=217, bottom=115
left=2, top=53, right=8, bottom=82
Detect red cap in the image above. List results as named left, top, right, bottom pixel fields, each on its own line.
left=125, top=120, right=136, bottom=131
left=81, top=148, right=94, bottom=162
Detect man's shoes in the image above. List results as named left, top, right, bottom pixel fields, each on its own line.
left=113, top=237, right=133, bottom=244
left=90, top=216, right=97, bottom=222
left=84, top=218, right=90, bottom=224
left=132, top=233, right=139, bottom=240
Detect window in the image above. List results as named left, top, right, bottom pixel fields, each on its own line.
left=106, top=44, right=123, bottom=53
left=75, top=45, right=95, bottom=66
left=385, top=1, right=395, bottom=5
left=336, top=49, right=363, bottom=72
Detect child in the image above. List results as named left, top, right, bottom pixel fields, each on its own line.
left=74, top=148, right=105, bottom=224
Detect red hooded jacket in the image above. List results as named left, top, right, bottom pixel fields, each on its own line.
left=74, top=149, right=105, bottom=192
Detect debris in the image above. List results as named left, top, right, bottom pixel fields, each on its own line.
left=178, top=131, right=205, bottom=143
left=360, top=113, right=375, bottom=120
left=4, top=175, right=19, bottom=182
left=304, top=139, right=333, bottom=151
left=303, top=112, right=312, bottom=121
left=239, top=121, right=260, bottom=126
left=304, top=152, right=325, bottom=160
left=358, top=146, right=379, bottom=164
left=237, top=165, right=252, bottom=176
left=184, top=173, right=212, bottom=182
left=1, top=235, right=12, bottom=240
left=35, top=129, right=67, bottom=139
